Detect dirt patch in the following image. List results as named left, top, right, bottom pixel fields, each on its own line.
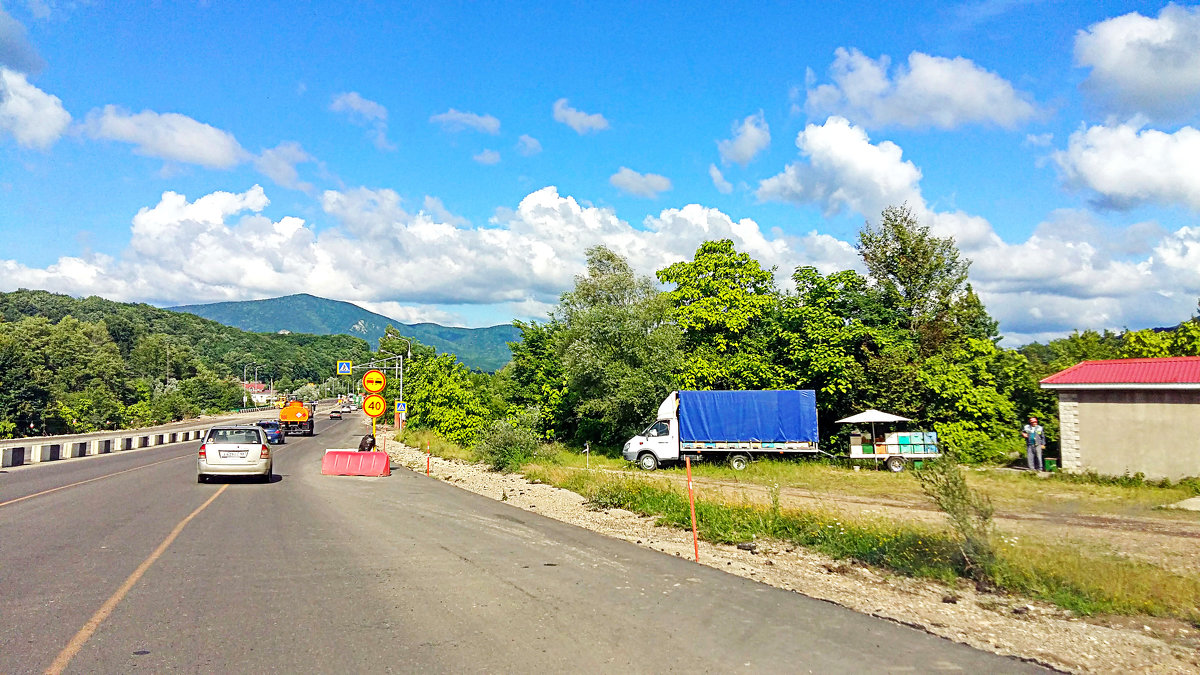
left=387, top=442, right=1200, bottom=674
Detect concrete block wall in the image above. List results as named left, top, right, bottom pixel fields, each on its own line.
left=1057, top=391, right=1081, bottom=472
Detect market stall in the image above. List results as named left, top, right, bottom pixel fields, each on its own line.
left=835, top=409, right=940, bottom=472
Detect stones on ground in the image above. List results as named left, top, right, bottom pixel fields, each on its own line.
left=1166, top=496, right=1200, bottom=511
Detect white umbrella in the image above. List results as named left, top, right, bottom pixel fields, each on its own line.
left=835, top=409, right=912, bottom=445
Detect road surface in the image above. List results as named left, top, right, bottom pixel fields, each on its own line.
left=0, top=415, right=1047, bottom=673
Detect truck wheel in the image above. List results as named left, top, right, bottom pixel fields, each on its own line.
left=637, top=452, right=659, bottom=471
left=729, top=453, right=750, bottom=471
left=886, top=456, right=906, bottom=472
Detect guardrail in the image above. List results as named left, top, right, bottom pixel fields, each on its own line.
left=0, top=424, right=214, bottom=468
left=0, top=400, right=339, bottom=469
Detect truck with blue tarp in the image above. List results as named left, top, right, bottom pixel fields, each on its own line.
left=622, top=390, right=820, bottom=471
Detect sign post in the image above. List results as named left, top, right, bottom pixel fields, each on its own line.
left=362, top=393, right=387, bottom=436
left=361, top=371, right=387, bottom=436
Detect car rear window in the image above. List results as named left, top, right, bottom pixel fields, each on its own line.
left=208, top=429, right=262, bottom=444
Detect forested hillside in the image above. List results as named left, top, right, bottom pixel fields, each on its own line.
left=0, top=290, right=372, bottom=437
left=170, top=293, right=519, bottom=371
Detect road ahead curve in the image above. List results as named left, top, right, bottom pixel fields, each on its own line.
left=0, top=415, right=1046, bottom=673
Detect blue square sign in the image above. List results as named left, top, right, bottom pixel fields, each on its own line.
left=337, top=360, right=352, bottom=375
left=396, top=401, right=406, bottom=413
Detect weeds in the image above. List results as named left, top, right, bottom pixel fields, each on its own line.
left=410, top=431, right=1200, bottom=622
left=915, top=455, right=996, bottom=582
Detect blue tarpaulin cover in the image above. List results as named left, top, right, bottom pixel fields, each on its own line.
left=677, top=390, right=819, bottom=443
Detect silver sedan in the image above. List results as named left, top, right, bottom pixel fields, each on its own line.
left=197, top=425, right=273, bottom=483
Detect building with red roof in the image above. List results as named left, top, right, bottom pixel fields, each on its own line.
left=1041, top=357, right=1200, bottom=480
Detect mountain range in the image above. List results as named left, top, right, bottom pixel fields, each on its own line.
left=170, top=294, right=519, bottom=372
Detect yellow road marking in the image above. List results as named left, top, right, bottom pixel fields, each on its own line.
left=0, top=454, right=189, bottom=509
left=45, top=484, right=229, bottom=675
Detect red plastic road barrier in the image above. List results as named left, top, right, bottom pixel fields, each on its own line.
left=321, top=450, right=391, bottom=477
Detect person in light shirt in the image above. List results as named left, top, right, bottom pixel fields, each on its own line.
left=1021, top=416, right=1045, bottom=471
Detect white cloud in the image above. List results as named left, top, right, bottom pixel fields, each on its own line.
left=752, top=114, right=1200, bottom=342
left=756, top=116, right=925, bottom=219
left=1075, top=4, right=1200, bottom=120
left=0, top=67, right=69, bottom=148
left=717, top=111, right=770, bottom=165
left=83, top=105, right=246, bottom=168
left=354, top=300, right=463, bottom=327
left=430, top=108, right=500, bottom=134
left=330, top=91, right=394, bottom=150
left=1024, top=132, right=1053, bottom=147
left=516, top=134, right=542, bottom=156
left=0, top=5, right=43, bottom=74
left=1052, top=121, right=1200, bottom=210
left=805, top=47, right=1037, bottom=129
left=422, top=196, right=469, bottom=226
left=254, top=141, right=315, bottom=192
left=0, top=184, right=857, bottom=326
left=552, top=98, right=609, bottom=134
left=609, top=167, right=672, bottom=198
left=473, top=149, right=500, bottom=165
left=708, top=164, right=733, bottom=194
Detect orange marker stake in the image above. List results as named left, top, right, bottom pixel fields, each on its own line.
left=685, top=456, right=699, bottom=562
left=426, top=441, right=431, bottom=476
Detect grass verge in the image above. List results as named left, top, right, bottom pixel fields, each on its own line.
left=400, top=430, right=1200, bottom=623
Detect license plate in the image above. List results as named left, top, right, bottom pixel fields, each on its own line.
left=219, top=450, right=247, bottom=458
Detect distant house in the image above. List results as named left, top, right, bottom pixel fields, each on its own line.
left=1040, top=356, right=1200, bottom=480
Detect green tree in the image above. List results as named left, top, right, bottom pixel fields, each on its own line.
left=554, top=245, right=683, bottom=445
left=857, top=205, right=982, bottom=353
left=657, top=240, right=781, bottom=389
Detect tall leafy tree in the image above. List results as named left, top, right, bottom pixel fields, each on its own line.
left=553, top=245, right=683, bottom=445
left=657, top=239, right=781, bottom=389
left=857, top=204, right=985, bottom=353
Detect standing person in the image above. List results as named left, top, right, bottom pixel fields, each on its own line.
left=1021, top=416, right=1045, bottom=471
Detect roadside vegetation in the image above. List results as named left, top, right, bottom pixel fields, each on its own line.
left=397, top=428, right=1200, bottom=623
left=0, top=289, right=371, bottom=437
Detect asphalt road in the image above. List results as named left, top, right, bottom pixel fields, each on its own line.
left=0, top=415, right=1048, bottom=673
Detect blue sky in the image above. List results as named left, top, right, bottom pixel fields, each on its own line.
left=2, top=1, right=1199, bottom=344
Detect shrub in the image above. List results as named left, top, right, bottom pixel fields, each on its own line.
left=915, top=454, right=996, bottom=581
left=473, top=409, right=542, bottom=472
left=933, top=421, right=1018, bottom=464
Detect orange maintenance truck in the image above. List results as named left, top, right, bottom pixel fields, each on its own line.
left=279, top=400, right=315, bottom=436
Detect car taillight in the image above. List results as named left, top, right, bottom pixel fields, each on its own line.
left=260, top=444, right=270, bottom=459
left=198, top=443, right=206, bottom=459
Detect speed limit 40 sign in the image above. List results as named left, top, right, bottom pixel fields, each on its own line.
left=362, top=394, right=387, bottom=418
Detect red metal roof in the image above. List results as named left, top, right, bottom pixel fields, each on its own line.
left=1041, top=356, right=1200, bottom=386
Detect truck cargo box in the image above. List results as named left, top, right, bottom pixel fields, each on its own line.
left=677, top=390, right=819, bottom=443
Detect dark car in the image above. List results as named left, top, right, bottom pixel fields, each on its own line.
left=256, top=420, right=286, bottom=444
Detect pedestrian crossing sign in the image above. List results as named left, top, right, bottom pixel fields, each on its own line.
left=337, top=360, right=352, bottom=375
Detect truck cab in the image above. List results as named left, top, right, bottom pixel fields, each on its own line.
left=623, top=416, right=679, bottom=470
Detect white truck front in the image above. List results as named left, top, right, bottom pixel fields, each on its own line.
left=622, top=393, right=680, bottom=471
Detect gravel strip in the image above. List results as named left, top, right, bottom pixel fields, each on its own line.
left=387, top=441, right=1200, bottom=674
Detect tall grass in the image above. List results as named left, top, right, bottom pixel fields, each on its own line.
left=540, top=466, right=1200, bottom=621
left=409, top=431, right=1200, bottom=622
